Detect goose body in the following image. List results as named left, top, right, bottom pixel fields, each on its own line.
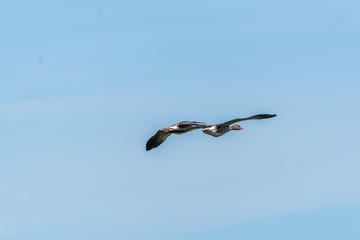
left=202, top=126, right=224, bottom=137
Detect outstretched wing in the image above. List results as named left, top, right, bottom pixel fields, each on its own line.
left=146, top=130, right=171, bottom=151
left=219, top=114, right=276, bottom=127
left=146, top=121, right=209, bottom=151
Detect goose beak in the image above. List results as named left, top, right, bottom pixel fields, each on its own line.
left=240, top=127, right=244, bottom=130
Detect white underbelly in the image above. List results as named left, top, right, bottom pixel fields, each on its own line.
left=203, top=127, right=222, bottom=137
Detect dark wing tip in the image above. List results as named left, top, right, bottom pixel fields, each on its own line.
left=145, top=138, right=156, bottom=151
left=256, top=114, right=277, bottom=119
left=145, top=130, right=168, bottom=151
left=145, top=141, right=153, bottom=151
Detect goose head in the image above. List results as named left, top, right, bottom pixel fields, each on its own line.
left=230, top=125, right=244, bottom=130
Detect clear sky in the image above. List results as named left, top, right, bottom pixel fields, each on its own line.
left=1, top=0, right=360, bottom=239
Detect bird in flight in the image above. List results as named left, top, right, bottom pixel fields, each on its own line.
left=202, top=114, right=276, bottom=137
left=146, top=114, right=276, bottom=151
left=146, top=121, right=209, bottom=151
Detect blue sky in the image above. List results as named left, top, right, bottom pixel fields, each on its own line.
left=1, top=0, right=360, bottom=239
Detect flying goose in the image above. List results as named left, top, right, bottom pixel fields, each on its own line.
left=202, top=114, right=276, bottom=137
left=146, top=121, right=209, bottom=151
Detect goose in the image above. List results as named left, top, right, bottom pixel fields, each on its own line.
left=202, top=114, right=276, bottom=137
left=146, top=121, right=209, bottom=151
